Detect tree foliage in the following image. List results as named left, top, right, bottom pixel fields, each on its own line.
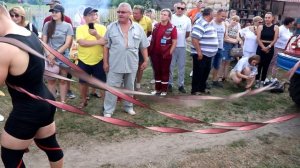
left=3, top=0, right=46, bottom=5
left=111, top=0, right=153, bottom=9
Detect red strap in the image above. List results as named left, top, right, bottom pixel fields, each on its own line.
left=2, top=37, right=300, bottom=135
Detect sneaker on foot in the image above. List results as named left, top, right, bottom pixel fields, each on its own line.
left=150, top=79, right=155, bottom=84
left=151, top=90, right=161, bottom=95
left=178, top=86, right=186, bottom=93
left=0, top=114, right=4, bottom=122
left=125, top=109, right=136, bottom=115
left=104, top=114, right=112, bottom=118
left=189, top=71, right=193, bottom=77
left=160, top=92, right=167, bottom=96
left=90, top=93, right=101, bottom=98
left=67, top=90, right=76, bottom=99
left=212, top=81, right=223, bottom=88
left=270, top=77, right=278, bottom=83
left=168, top=85, right=173, bottom=92
left=206, top=82, right=212, bottom=89
left=200, top=89, right=211, bottom=95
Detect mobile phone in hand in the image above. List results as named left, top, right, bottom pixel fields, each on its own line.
left=88, top=23, right=94, bottom=29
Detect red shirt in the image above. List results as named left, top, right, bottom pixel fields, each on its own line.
left=152, top=23, right=177, bottom=55
left=43, top=15, right=73, bottom=26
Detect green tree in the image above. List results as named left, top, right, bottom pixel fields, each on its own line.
left=4, top=0, right=18, bottom=3
left=111, top=0, right=153, bottom=9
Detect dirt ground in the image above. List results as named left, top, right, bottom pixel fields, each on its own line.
left=4, top=117, right=299, bottom=168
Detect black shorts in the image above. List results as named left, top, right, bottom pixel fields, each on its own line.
left=78, top=60, right=106, bottom=83
left=138, top=50, right=144, bottom=64
left=4, top=115, right=55, bottom=140
left=67, top=73, right=72, bottom=79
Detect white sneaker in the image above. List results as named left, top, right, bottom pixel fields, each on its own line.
left=126, top=109, right=136, bottom=115
left=160, top=92, right=167, bottom=96
left=190, top=71, right=193, bottom=77
left=270, top=78, right=278, bottom=82
left=151, top=90, right=158, bottom=95
left=0, top=114, right=4, bottom=122
left=264, top=78, right=270, bottom=85
left=150, top=79, right=155, bottom=84
left=104, top=114, right=112, bottom=118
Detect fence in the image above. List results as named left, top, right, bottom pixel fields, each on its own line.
left=6, top=3, right=160, bottom=31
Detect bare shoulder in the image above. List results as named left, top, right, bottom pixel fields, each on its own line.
left=0, top=43, right=22, bottom=85
left=0, top=43, right=21, bottom=61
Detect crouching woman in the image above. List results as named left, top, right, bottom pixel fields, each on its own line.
left=230, top=55, right=260, bottom=90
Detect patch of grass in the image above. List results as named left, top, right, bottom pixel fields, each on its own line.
left=256, top=132, right=279, bottom=145
left=255, top=161, right=300, bottom=168
left=229, top=139, right=248, bottom=148
left=185, top=148, right=211, bottom=154
left=99, top=163, right=116, bottom=168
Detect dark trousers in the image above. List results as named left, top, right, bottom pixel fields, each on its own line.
left=191, top=54, right=212, bottom=93
left=256, top=44, right=274, bottom=81
left=151, top=53, right=172, bottom=92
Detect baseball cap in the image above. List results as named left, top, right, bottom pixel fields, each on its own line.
left=46, top=0, right=61, bottom=5
left=83, top=7, right=98, bottom=16
left=49, top=4, right=64, bottom=13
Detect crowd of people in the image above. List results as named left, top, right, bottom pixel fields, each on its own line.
left=1, top=0, right=300, bottom=166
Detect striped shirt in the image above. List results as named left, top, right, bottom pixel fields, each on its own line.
left=191, top=18, right=219, bottom=57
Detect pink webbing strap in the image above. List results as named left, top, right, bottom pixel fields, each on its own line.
left=7, top=83, right=300, bottom=134
left=287, top=60, right=300, bottom=79
left=44, top=70, right=75, bottom=82
left=2, top=37, right=300, bottom=134
left=40, top=39, right=150, bottom=108
left=0, top=37, right=72, bottom=82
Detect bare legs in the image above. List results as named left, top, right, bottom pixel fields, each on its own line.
left=1, top=122, right=63, bottom=168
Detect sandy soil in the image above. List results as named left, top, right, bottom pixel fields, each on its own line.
left=8, top=117, right=300, bottom=168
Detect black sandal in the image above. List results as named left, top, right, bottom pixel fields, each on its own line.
left=90, top=93, right=101, bottom=98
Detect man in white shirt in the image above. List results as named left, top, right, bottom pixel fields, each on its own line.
left=211, top=9, right=227, bottom=88
left=168, top=2, right=192, bottom=93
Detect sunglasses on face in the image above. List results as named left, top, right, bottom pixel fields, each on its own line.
left=177, top=7, right=185, bottom=10
left=10, top=13, right=20, bottom=18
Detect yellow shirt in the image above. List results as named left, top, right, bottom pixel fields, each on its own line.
left=76, top=23, right=106, bottom=65
left=130, top=15, right=152, bottom=35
